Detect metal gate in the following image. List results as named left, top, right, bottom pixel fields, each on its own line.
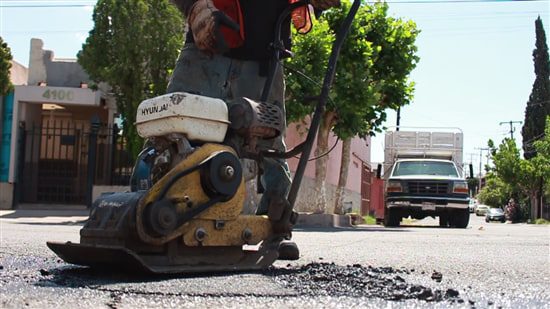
left=17, top=121, right=89, bottom=204
left=360, top=163, right=372, bottom=216
left=16, top=119, right=135, bottom=206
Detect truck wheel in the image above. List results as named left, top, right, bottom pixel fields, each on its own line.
left=452, top=209, right=470, bottom=228
left=384, top=208, right=400, bottom=227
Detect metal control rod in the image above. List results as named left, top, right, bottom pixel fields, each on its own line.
left=287, top=0, right=361, bottom=209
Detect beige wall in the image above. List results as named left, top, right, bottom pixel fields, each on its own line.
left=10, top=61, right=28, bottom=86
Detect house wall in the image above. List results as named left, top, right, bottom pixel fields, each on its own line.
left=0, top=62, right=29, bottom=209
left=2, top=39, right=117, bottom=209
left=9, top=61, right=28, bottom=86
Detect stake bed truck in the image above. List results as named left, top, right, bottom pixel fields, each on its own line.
left=382, top=129, right=469, bottom=228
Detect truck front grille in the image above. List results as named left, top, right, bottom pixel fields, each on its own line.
left=407, top=181, right=448, bottom=194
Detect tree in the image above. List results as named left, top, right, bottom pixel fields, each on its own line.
left=0, top=36, right=13, bottom=96
left=522, top=16, right=550, bottom=159
left=78, top=0, right=183, bottom=157
left=286, top=1, right=419, bottom=213
left=485, top=120, right=550, bottom=220
left=477, top=174, right=511, bottom=207
left=528, top=116, right=550, bottom=218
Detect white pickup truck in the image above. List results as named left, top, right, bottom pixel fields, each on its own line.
left=382, top=129, right=470, bottom=228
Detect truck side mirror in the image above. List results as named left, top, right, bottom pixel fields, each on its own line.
left=376, top=164, right=382, bottom=179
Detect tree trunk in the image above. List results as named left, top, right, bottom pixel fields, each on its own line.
left=313, top=111, right=335, bottom=214
left=528, top=176, right=545, bottom=221
left=334, top=137, right=351, bottom=214
left=530, top=193, right=537, bottom=222
left=538, top=176, right=544, bottom=219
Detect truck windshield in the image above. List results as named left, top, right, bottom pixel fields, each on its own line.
left=392, top=161, right=458, bottom=177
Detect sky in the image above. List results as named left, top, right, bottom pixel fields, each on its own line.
left=0, top=0, right=549, bottom=177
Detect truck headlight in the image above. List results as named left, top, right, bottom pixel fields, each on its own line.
left=453, top=181, right=469, bottom=194
left=387, top=181, right=402, bottom=193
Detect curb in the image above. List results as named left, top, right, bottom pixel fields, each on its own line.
left=295, top=213, right=353, bottom=228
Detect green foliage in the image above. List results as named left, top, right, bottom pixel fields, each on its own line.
left=488, top=137, right=546, bottom=199
left=533, top=117, right=550, bottom=197
left=522, top=16, right=550, bottom=159
left=78, top=0, right=184, bottom=157
left=491, top=138, right=522, bottom=188
left=534, top=218, right=549, bottom=225
left=477, top=174, right=511, bottom=207
left=482, top=117, right=550, bottom=219
left=285, top=1, right=419, bottom=139
left=362, top=214, right=377, bottom=225
left=0, top=36, right=13, bottom=96
left=466, top=177, right=479, bottom=196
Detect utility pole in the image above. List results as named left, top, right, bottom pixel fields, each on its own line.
left=499, top=120, right=523, bottom=140
left=465, top=152, right=477, bottom=175
left=396, top=107, right=401, bottom=131
left=475, top=147, right=490, bottom=189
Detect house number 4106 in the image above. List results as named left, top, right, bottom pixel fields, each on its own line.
left=42, top=89, right=75, bottom=101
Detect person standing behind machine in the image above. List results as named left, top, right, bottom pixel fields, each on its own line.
left=168, top=0, right=340, bottom=259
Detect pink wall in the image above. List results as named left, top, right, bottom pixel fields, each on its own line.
left=284, top=121, right=371, bottom=193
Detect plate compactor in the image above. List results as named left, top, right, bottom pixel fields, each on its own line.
left=47, top=0, right=360, bottom=274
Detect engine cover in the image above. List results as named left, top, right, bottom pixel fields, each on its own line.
left=136, top=92, right=230, bottom=142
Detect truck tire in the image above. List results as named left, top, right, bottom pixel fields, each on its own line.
left=384, top=208, right=400, bottom=227
left=439, top=215, right=449, bottom=227
left=452, top=209, right=470, bottom=228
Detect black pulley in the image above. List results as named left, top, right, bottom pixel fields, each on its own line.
left=145, top=199, right=178, bottom=236
left=200, top=151, right=242, bottom=200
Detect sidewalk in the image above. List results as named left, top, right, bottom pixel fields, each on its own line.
left=0, top=208, right=354, bottom=228
left=0, top=209, right=89, bottom=224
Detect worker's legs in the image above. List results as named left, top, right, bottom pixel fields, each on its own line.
left=167, top=45, right=296, bottom=259
left=167, top=44, right=231, bottom=96
left=228, top=59, right=297, bottom=260
left=226, top=60, right=292, bottom=218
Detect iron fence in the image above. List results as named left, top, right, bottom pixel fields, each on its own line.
left=17, top=121, right=135, bottom=205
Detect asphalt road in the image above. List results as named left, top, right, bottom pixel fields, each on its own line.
left=0, top=211, right=548, bottom=308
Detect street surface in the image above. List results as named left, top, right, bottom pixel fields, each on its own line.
left=0, top=210, right=548, bottom=308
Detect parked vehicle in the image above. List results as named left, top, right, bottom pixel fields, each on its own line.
left=504, top=198, right=519, bottom=223
left=468, top=198, right=478, bottom=213
left=381, top=129, right=469, bottom=228
left=485, top=208, right=505, bottom=223
left=475, top=204, right=490, bottom=216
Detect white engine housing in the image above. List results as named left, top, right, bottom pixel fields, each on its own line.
left=136, top=92, right=230, bottom=142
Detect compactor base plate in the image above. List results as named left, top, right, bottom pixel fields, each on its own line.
left=46, top=241, right=279, bottom=274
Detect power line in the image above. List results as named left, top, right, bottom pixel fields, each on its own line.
left=0, top=0, right=547, bottom=7
left=474, top=147, right=491, bottom=180
left=523, top=132, right=546, bottom=147
left=527, top=100, right=550, bottom=107
left=0, top=4, right=93, bottom=8
left=383, top=0, right=547, bottom=3
left=0, top=1, right=95, bottom=8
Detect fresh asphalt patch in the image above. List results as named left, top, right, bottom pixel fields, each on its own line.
left=0, top=254, right=494, bottom=306
left=266, top=262, right=474, bottom=305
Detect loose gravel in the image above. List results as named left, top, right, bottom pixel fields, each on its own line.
left=268, top=262, right=466, bottom=304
